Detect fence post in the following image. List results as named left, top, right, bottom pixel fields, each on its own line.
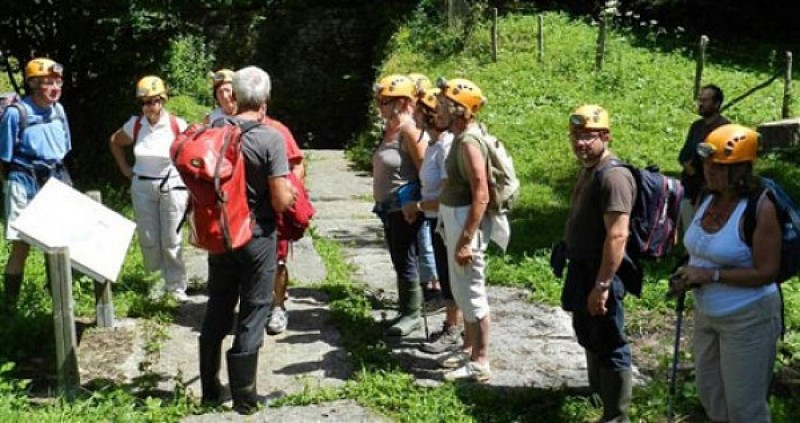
left=783, top=51, right=793, bottom=119
left=85, top=190, right=115, bottom=327
left=594, top=9, right=609, bottom=71
left=694, top=35, right=709, bottom=100
left=537, top=14, right=544, bottom=63
left=490, top=8, right=498, bottom=62
left=48, top=246, right=79, bottom=399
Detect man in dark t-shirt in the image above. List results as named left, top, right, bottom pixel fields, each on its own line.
left=198, top=66, right=296, bottom=415
left=677, top=84, right=729, bottom=232
left=561, top=104, right=636, bottom=423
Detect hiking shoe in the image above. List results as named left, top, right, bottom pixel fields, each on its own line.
left=437, top=350, right=469, bottom=369
left=169, top=289, right=189, bottom=303
left=420, top=324, right=462, bottom=354
left=444, top=361, right=491, bottom=383
left=267, top=306, right=288, bottom=335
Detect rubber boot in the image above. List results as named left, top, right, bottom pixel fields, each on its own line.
left=2, top=273, right=23, bottom=313
left=386, top=282, right=422, bottom=336
left=598, top=367, right=632, bottom=423
left=227, top=350, right=260, bottom=415
left=199, top=338, right=224, bottom=406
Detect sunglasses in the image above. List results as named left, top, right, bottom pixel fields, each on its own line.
left=142, top=98, right=162, bottom=106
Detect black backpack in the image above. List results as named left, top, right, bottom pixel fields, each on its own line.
left=597, top=159, right=684, bottom=260
left=742, top=177, right=800, bottom=283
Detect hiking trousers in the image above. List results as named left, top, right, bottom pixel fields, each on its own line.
left=131, top=175, right=188, bottom=292
left=693, top=291, right=780, bottom=423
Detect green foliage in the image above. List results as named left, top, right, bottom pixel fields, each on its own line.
left=161, top=34, right=215, bottom=106
left=167, top=95, right=210, bottom=125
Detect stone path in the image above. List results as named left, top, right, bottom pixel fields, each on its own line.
left=77, top=149, right=600, bottom=422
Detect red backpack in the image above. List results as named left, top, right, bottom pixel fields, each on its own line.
left=277, top=172, right=315, bottom=241
left=170, top=121, right=259, bottom=254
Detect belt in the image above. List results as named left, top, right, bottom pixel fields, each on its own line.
left=135, top=174, right=166, bottom=181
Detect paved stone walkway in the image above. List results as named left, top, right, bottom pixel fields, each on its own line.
left=77, top=149, right=600, bottom=422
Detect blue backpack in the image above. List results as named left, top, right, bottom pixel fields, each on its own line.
left=597, top=159, right=684, bottom=260
left=742, top=177, right=800, bottom=283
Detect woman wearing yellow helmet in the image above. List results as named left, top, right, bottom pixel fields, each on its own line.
left=204, top=69, right=236, bottom=124
left=372, top=74, right=427, bottom=337
left=672, top=124, right=782, bottom=422
left=108, top=75, right=191, bottom=302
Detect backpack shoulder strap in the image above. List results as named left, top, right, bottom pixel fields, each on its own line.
left=743, top=186, right=772, bottom=247
left=132, top=115, right=143, bottom=143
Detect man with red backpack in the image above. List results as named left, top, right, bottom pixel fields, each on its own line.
left=1, top=57, right=72, bottom=313
left=109, top=76, right=190, bottom=302
left=196, top=66, right=296, bottom=414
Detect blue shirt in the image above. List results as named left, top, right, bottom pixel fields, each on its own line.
left=0, top=96, right=71, bottom=165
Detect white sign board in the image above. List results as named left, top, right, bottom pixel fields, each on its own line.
left=10, top=178, right=136, bottom=283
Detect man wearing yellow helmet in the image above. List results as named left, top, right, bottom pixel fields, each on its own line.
left=1, top=57, right=72, bottom=312
left=562, top=104, right=635, bottom=422
left=671, top=124, right=781, bottom=422
left=109, top=75, right=190, bottom=302
left=204, top=69, right=236, bottom=124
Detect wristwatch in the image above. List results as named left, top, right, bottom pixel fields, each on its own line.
left=711, top=268, right=720, bottom=283
left=595, top=280, right=611, bottom=291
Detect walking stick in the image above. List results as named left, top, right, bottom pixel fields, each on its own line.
left=667, top=289, right=686, bottom=423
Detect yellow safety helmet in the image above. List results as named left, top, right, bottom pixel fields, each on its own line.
left=24, top=57, right=63, bottom=81
left=436, top=77, right=486, bottom=117
left=417, top=87, right=440, bottom=112
left=374, top=74, right=416, bottom=99
left=569, top=104, right=610, bottom=132
left=136, top=75, right=168, bottom=100
left=697, top=123, right=759, bottom=164
left=408, top=73, right=432, bottom=96
left=211, top=69, right=235, bottom=89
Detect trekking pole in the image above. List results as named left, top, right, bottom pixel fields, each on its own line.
left=422, top=296, right=430, bottom=340
left=667, top=289, right=686, bottom=423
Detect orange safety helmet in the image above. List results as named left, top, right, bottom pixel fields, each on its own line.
left=211, top=69, right=235, bottom=88
left=417, top=87, right=440, bottom=111
left=569, top=104, right=610, bottom=132
left=374, top=74, right=416, bottom=99
left=136, top=75, right=168, bottom=100
left=436, top=77, right=486, bottom=117
left=24, top=57, right=63, bottom=81
left=697, top=123, right=759, bottom=164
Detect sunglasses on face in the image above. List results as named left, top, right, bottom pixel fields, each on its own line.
left=142, top=98, right=162, bottom=106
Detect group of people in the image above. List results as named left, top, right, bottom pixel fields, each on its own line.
left=0, top=57, right=786, bottom=420
left=561, top=85, right=782, bottom=422
left=1, top=59, right=303, bottom=414
left=372, top=73, right=510, bottom=383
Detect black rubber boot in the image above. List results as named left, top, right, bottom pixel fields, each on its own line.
left=227, top=350, right=260, bottom=415
left=199, top=338, right=224, bottom=406
left=3, top=273, right=23, bottom=313
left=386, top=282, right=422, bottom=336
left=598, top=367, right=632, bottom=423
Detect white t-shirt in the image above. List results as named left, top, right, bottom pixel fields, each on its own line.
left=122, top=111, right=188, bottom=178
left=419, top=131, right=453, bottom=218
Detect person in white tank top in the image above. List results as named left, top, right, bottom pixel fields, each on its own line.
left=672, top=124, right=782, bottom=423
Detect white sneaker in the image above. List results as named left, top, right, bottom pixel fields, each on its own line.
left=267, top=306, right=288, bottom=335
left=170, top=289, right=189, bottom=303
left=437, top=350, right=469, bottom=369
left=444, top=361, right=492, bottom=383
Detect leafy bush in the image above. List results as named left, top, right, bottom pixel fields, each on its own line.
left=161, top=33, right=215, bottom=107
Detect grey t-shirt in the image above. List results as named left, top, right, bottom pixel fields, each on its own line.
left=223, top=117, right=289, bottom=233
left=372, top=130, right=418, bottom=206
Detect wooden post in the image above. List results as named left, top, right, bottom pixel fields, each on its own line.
left=537, top=14, right=544, bottom=63
left=694, top=35, right=709, bottom=100
left=48, top=247, right=79, bottom=398
left=491, top=8, right=498, bottom=62
left=85, top=190, right=115, bottom=327
left=595, top=10, right=608, bottom=71
left=783, top=51, right=793, bottom=119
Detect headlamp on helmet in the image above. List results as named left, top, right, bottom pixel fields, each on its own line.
left=211, top=69, right=235, bottom=88
left=569, top=104, right=610, bottom=132
left=24, top=58, right=64, bottom=81
left=699, top=124, right=759, bottom=164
